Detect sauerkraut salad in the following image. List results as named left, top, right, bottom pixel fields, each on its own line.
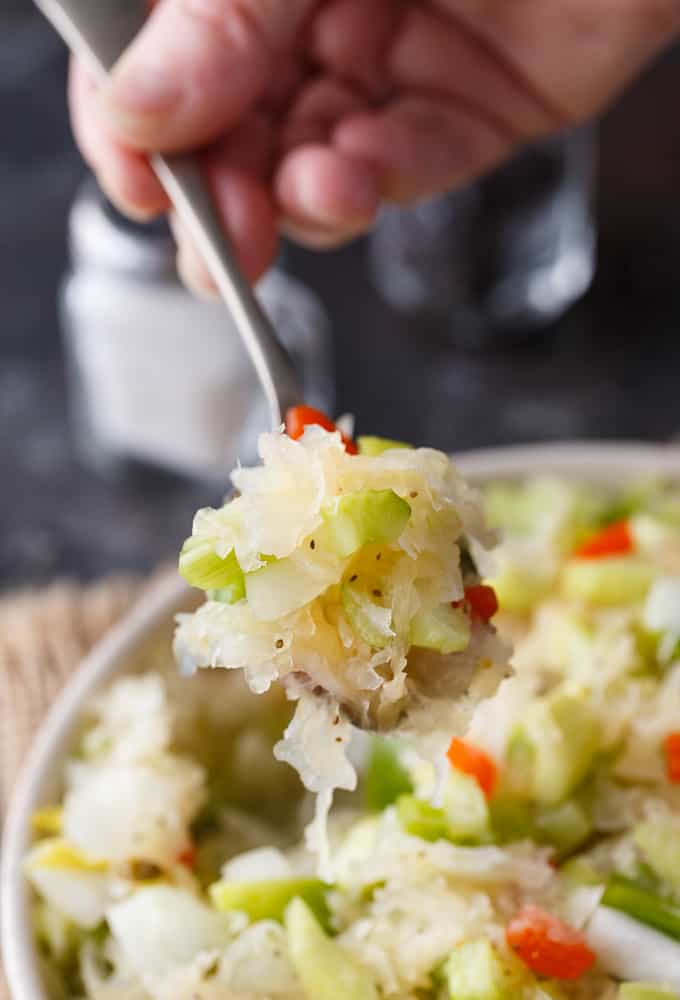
left=174, top=410, right=509, bottom=838
left=26, top=473, right=680, bottom=1000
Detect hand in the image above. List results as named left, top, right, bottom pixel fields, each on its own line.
left=69, top=0, right=680, bottom=294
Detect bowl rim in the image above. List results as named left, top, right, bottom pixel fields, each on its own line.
left=5, top=438, right=680, bottom=998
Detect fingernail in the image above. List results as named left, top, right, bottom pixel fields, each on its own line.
left=94, top=171, right=159, bottom=222
left=103, top=63, right=181, bottom=118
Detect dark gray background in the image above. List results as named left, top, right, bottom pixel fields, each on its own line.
left=4, top=0, right=680, bottom=587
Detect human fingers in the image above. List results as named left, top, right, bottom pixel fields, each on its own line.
left=98, top=0, right=316, bottom=153
left=69, top=59, right=170, bottom=219
left=174, top=163, right=277, bottom=295
left=333, top=95, right=509, bottom=203
left=274, top=144, right=382, bottom=247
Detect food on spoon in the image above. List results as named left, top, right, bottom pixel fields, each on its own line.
left=25, top=472, right=680, bottom=999
left=174, top=409, right=509, bottom=827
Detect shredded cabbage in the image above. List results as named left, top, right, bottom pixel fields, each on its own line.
left=26, top=472, right=680, bottom=1000
left=175, top=426, right=507, bottom=830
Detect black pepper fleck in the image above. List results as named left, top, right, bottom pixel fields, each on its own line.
left=275, top=639, right=284, bottom=649
left=410, top=491, right=418, bottom=498
left=372, top=589, right=383, bottom=598
left=309, top=539, right=316, bottom=550
left=130, top=859, right=163, bottom=880
left=350, top=574, right=358, bottom=582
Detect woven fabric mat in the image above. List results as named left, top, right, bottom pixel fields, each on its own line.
left=0, top=575, right=150, bottom=999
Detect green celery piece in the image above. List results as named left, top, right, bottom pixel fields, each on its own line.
left=210, top=877, right=332, bottom=933
left=559, top=858, right=605, bottom=888
left=491, top=564, right=552, bottom=614
left=357, top=436, right=413, bottom=457
left=409, top=604, right=470, bottom=655
left=208, top=580, right=245, bottom=604
left=320, top=490, right=411, bottom=559
left=441, top=772, right=490, bottom=843
left=179, top=537, right=245, bottom=595
left=489, top=796, right=591, bottom=857
left=524, top=689, right=600, bottom=806
left=341, top=579, right=394, bottom=649
left=618, top=985, right=680, bottom=1000
left=533, top=798, right=593, bottom=858
left=442, top=939, right=526, bottom=1000
left=499, top=730, right=535, bottom=800
left=489, top=798, right=534, bottom=844
left=363, top=739, right=413, bottom=811
left=285, top=898, right=377, bottom=1000
left=562, top=557, right=655, bottom=606
left=396, top=795, right=451, bottom=842
left=396, top=791, right=487, bottom=845
left=634, top=821, right=680, bottom=890
left=602, top=875, right=680, bottom=942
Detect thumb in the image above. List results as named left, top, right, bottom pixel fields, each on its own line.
left=99, top=0, right=314, bottom=153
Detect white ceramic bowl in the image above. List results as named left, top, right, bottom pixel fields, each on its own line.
left=5, top=440, right=680, bottom=999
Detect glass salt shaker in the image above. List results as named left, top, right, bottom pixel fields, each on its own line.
left=369, top=125, right=597, bottom=342
left=60, top=177, right=334, bottom=484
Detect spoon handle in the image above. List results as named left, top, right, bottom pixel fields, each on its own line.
left=35, top=0, right=302, bottom=430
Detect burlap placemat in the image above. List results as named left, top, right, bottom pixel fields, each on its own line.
left=0, top=574, right=151, bottom=998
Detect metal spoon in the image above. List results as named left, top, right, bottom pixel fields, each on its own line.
left=34, top=0, right=303, bottom=431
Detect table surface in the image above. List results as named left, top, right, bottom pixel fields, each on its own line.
left=4, top=4, right=680, bottom=588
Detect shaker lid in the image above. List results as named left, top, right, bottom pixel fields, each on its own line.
left=69, top=174, right=177, bottom=279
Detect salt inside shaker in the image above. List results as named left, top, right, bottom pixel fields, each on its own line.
left=60, top=177, right=334, bottom=483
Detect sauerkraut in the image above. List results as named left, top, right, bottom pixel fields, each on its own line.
left=25, top=474, right=680, bottom=1000
left=174, top=425, right=509, bottom=815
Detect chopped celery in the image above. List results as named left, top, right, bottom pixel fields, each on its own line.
left=442, top=939, right=526, bottom=1000
left=363, top=738, right=413, bottom=811
left=627, top=862, right=665, bottom=895
left=489, top=798, right=534, bottom=844
left=524, top=689, right=600, bottom=806
left=559, top=858, right=605, bottom=888
left=210, top=877, right=332, bottom=933
left=602, top=876, right=680, bottom=942
left=179, top=537, right=245, bottom=595
left=441, top=772, right=490, bottom=843
left=562, top=557, right=654, bottom=606
left=319, top=489, right=411, bottom=558
left=489, top=796, right=591, bottom=856
left=207, top=579, right=246, bottom=604
left=357, top=436, right=413, bottom=456
left=396, top=785, right=487, bottom=846
left=618, top=985, right=680, bottom=1000
left=396, top=795, right=451, bottom=842
left=409, top=603, right=471, bottom=655
left=491, top=564, right=552, bottom=614
left=285, top=898, right=377, bottom=1000
left=634, top=821, right=680, bottom=890
left=342, top=578, right=394, bottom=649
left=500, top=730, right=536, bottom=800
left=533, top=798, right=593, bottom=857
